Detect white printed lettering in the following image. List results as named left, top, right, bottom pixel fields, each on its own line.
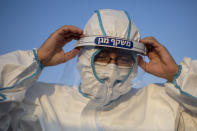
left=98, top=38, right=104, bottom=44
left=126, top=41, right=131, bottom=47
left=116, top=40, right=121, bottom=46
left=111, top=39, right=116, bottom=46
left=104, top=38, right=109, bottom=43
left=121, top=40, right=127, bottom=46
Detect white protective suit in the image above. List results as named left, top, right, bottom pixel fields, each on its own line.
left=0, top=9, right=197, bottom=131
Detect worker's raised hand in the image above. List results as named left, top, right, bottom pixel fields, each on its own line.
left=37, top=25, right=83, bottom=66
left=138, top=37, right=179, bottom=82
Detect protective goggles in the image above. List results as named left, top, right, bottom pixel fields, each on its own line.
left=94, top=47, right=135, bottom=68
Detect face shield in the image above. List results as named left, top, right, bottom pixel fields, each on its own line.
left=73, top=9, right=147, bottom=106
left=94, top=47, right=136, bottom=82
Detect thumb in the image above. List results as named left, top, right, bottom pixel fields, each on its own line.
left=63, top=48, right=80, bottom=62
left=138, top=55, right=148, bottom=71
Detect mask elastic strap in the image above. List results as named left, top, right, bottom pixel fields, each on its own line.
left=95, top=10, right=107, bottom=36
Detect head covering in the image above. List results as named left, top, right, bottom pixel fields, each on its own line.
left=76, top=9, right=144, bottom=106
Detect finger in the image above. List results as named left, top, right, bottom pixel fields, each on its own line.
left=139, top=37, right=161, bottom=49
left=73, top=36, right=81, bottom=40
left=59, top=31, right=84, bottom=43
left=60, top=25, right=83, bottom=35
left=74, top=34, right=85, bottom=40
left=60, top=31, right=83, bottom=39
left=57, top=26, right=84, bottom=44
left=80, top=34, right=85, bottom=37
left=60, top=34, right=81, bottom=45
left=63, top=48, right=80, bottom=62
left=61, top=37, right=73, bottom=45
left=63, top=34, right=81, bottom=40
left=140, top=37, right=167, bottom=56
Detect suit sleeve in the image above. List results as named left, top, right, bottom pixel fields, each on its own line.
left=0, top=49, right=43, bottom=102
left=165, top=57, right=197, bottom=113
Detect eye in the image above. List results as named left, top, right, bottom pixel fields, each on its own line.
left=97, top=55, right=106, bottom=58
left=96, top=56, right=106, bottom=60
left=117, top=56, right=134, bottom=65
left=96, top=52, right=107, bottom=57
left=95, top=53, right=108, bottom=62
left=119, top=56, right=130, bottom=61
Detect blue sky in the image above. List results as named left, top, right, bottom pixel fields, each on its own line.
left=0, top=0, right=197, bottom=86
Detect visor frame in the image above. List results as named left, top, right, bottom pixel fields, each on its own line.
left=76, top=35, right=147, bottom=55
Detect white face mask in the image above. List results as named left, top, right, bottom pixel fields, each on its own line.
left=94, top=63, right=130, bottom=87
left=78, top=65, right=136, bottom=106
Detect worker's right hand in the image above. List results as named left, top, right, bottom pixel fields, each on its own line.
left=37, top=25, right=83, bottom=67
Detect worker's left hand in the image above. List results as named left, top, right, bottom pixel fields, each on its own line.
left=138, top=37, right=179, bottom=82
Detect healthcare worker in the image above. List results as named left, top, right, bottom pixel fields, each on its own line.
left=0, top=9, right=197, bottom=131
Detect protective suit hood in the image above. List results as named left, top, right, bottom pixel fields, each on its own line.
left=76, top=9, right=143, bottom=106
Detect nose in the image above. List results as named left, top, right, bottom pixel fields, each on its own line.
left=108, top=52, right=117, bottom=64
